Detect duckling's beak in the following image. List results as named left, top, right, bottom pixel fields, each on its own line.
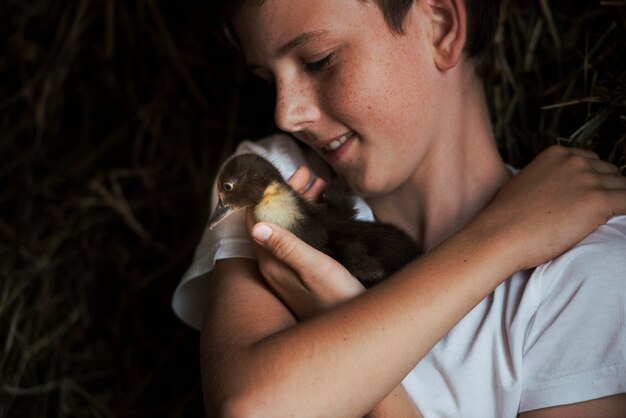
left=208, top=197, right=237, bottom=230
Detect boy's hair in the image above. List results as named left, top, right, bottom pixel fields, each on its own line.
left=216, top=0, right=501, bottom=61
left=367, top=0, right=500, bottom=60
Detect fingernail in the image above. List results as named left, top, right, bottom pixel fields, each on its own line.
left=252, top=223, right=273, bottom=243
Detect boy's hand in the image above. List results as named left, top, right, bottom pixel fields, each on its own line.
left=286, top=164, right=327, bottom=203
left=478, top=145, right=626, bottom=273
left=247, top=214, right=365, bottom=320
left=246, top=165, right=365, bottom=320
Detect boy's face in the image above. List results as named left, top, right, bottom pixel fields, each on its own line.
left=234, top=0, right=447, bottom=196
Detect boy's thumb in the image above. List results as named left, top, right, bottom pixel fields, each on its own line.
left=251, top=222, right=310, bottom=269
left=251, top=222, right=274, bottom=244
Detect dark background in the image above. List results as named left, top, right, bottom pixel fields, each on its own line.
left=1, top=0, right=624, bottom=417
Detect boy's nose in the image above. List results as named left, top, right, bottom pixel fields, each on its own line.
left=274, top=78, right=321, bottom=133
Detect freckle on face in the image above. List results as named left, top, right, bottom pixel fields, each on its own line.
left=236, top=0, right=441, bottom=195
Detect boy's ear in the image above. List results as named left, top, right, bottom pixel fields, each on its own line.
left=423, top=0, right=467, bottom=71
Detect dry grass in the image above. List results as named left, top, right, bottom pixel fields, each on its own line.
left=488, top=0, right=626, bottom=169
left=0, top=0, right=624, bottom=417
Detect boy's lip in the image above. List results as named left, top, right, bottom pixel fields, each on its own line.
left=320, top=131, right=356, bottom=164
left=318, top=130, right=355, bottom=152
left=293, top=130, right=357, bottom=164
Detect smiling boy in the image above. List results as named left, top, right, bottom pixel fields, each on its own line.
left=173, top=1, right=626, bottom=417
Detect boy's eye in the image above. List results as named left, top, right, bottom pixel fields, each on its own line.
left=304, top=53, right=335, bottom=73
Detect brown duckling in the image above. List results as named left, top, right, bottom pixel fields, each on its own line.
left=209, top=153, right=421, bottom=287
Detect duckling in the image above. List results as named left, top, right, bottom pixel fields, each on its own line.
left=209, top=153, right=420, bottom=287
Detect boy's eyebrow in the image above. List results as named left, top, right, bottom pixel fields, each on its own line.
left=248, top=30, right=330, bottom=71
left=275, top=30, right=329, bottom=58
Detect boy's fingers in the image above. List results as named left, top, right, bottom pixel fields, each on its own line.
left=302, top=177, right=326, bottom=202
left=599, top=173, right=626, bottom=190
left=590, top=160, right=621, bottom=175
left=287, top=166, right=326, bottom=203
left=251, top=222, right=326, bottom=277
left=287, top=166, right=311, bottom=193
left=565, top=147, right=599, bottom=159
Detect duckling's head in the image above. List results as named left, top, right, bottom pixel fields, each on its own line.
left=209, top=153, right=284, bottom=229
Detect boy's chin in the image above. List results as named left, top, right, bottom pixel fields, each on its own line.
left=342, top=174, right=394, bottom=198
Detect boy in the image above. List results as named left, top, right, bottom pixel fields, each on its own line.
left=173, top=1, right=626, bottom=416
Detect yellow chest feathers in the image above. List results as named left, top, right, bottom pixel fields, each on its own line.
left=253, top=182, right=302, bottom=230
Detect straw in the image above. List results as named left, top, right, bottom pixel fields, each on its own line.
left=1, top=1, right=624, bottom=416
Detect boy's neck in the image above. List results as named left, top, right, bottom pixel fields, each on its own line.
left=366, top=72, right=511, bottom=251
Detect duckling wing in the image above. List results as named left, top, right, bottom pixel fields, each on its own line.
left=323, top=177, right=358, bottom=219
left=289, top=216, right=330, bottom=256
left=291, top=211, right=387, bottom=286
left=289, top=194, right=420, bottom=288
left=329, top=221, right=421, bottom=288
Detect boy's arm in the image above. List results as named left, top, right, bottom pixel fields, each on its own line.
left=200, top=258, right=294, bottom=417
left=201, top=210, right=518, bottom=418
left=201, top=258, right=422, bottom=417
left=200, top=146, right=626, bottom=418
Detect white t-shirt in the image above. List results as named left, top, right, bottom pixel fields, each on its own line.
left=172, top=134, right=626, bottom=417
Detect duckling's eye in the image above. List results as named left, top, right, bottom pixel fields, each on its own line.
left=223, top=182, right=234, bottom=192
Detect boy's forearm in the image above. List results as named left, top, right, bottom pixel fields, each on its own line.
left=206, top=223, right=514, bottom=418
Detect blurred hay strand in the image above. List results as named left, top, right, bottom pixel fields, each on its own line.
left=0, top=0, right=624, bottom=417
left=489, top=0, right=626, bottom=169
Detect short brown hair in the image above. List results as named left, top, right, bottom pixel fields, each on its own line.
left=215, top=0, right=501, bottom=60
left=370, top=0, right=500, bottom=59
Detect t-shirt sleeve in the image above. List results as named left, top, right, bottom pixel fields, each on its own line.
left=519, top=215, right=626, bottom=412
